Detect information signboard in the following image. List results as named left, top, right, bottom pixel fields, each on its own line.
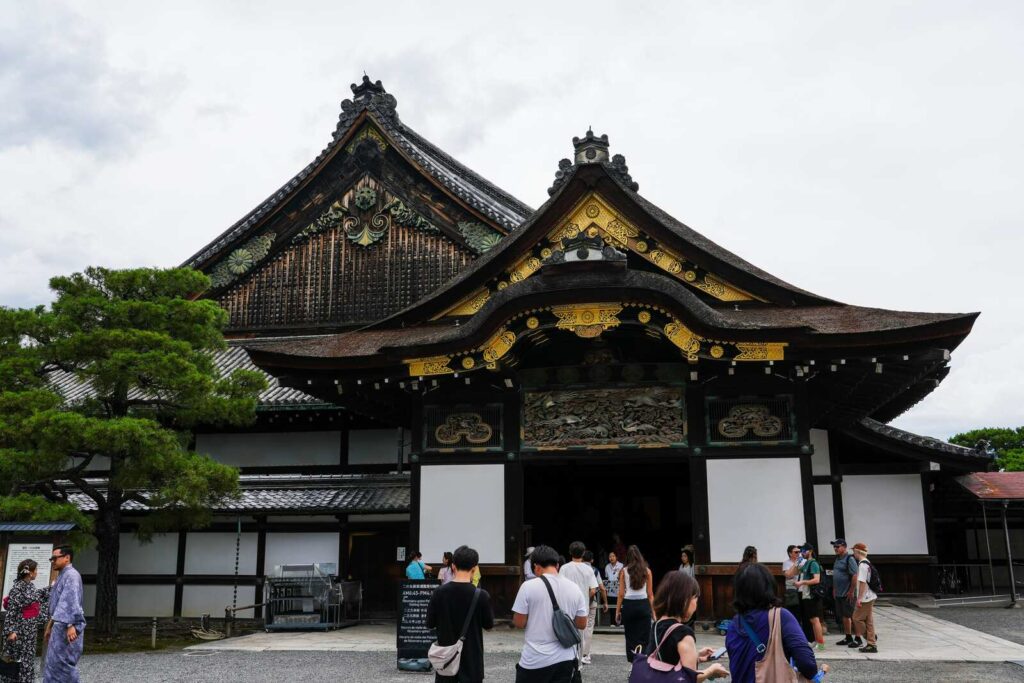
left=2, top=542, right=52, bottom=598
left=396, top=579, right=440, bottom=664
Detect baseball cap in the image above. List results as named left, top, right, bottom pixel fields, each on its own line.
left=830, top=538, right=847, bottom=547
left=524, top=546, right=536, bottom=558
left=799, top=543, right=814, bottom=552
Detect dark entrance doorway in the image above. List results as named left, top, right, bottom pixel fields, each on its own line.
left=523, top=458, right=692, bottom=584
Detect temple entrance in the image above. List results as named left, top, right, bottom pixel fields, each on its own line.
left=523, top=459, right=693, bottom=583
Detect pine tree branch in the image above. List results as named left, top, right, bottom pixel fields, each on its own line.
left=69, top=476, right=105, bottom=506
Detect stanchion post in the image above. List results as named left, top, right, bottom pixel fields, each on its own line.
left=151, top=617, right=157, bottom=649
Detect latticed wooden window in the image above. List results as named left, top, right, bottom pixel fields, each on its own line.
left=705, top=395, right=795, bottom=445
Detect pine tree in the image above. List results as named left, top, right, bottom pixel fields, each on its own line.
left=0, top=267, right=265, bottom=633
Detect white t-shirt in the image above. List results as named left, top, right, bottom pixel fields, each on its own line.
left=782, top=559, right=797, bottom=591
left=512, top=573, right=588, bottom=670
left=559, top=560, right=599, bottom=605
left=857, top=561, right=877, bottom=603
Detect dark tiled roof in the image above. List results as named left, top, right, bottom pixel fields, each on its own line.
left=183, top=77, right=532, bottom=270
left=0, top=522, right=78, bottom=532
left=956, top=472, right=1024, bottom=500
left=66, top=473, right=410, bottom=514
left=246, top=269, right=976, bottom=363
left=858, top=418, right=983, bottom=458
left=47, top=341, right=330, bottom=410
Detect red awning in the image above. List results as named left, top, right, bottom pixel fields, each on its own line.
left=956, top=472, right=1024, bottom=500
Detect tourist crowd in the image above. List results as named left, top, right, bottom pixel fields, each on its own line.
left=418, top=535, right=884, bottom=682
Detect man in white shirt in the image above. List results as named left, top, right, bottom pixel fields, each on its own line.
left=558, top=542, right=600, bottom=664
left=512, top=545, right=588, bottom=682
left=851, top=542, right=878, bottom=653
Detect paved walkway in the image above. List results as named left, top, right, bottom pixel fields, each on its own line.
left=188, top=604, right=1024, bottom=662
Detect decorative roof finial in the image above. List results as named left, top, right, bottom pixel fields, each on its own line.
left=572, top=128, right=610, bottom=165
left=334, top=74, right=399, bottom=139
left=548, top=129, right=640, bottom=195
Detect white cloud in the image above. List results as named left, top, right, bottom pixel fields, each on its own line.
left=1, top=0, right=1022, bottom=439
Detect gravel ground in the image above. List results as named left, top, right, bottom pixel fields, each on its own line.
left=923, top=605, right=1024, bottom=646
left=73, top=650, right=1024, bottom=682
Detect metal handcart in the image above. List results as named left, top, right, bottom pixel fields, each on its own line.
left=264, top=563, right=361, bottom=631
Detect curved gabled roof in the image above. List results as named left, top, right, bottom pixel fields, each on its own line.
left=182, top=76, right=533, bottom=272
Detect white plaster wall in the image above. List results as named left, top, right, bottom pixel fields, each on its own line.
left=75, top=547, right=98, bottom=574
left=814, top=485, right=836, bottom=548
left=195, top=431, right=341, bottom=468
left=80, top=581, right=173, bottom=618
left=83, top=584, right=96, bottom=617
left=264, top=533, right=339, bottom=574
left=182, top=585, right=256, bottom=618
left=185, top=533, right=258, bottom=575
left=419, top=464, right=505, bottom=563
left=349, top=429, right=409, bottom=465
left=842, top=474, right=928, bottom=554
left=706, top=458, right=805, bottom=563
left=809, top=429, right=831, bottom=476
left=118, top=585, right=176, bottom=617
left=118, top=534, right=178, bottom=574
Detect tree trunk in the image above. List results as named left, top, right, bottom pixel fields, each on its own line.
left=93, top=506, right=122, bottom=634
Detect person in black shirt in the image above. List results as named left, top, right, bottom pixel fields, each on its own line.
left=647, top=570, right=728, bottom=682
left=426, top=545, right=495, bottom=682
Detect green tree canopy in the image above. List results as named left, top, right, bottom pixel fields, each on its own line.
left=0, top=267, right=265, bottom=633
left=949, top=427, right=1024, bottom=472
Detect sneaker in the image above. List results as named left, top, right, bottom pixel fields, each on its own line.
left=816, top=643, right=825, bottom=652
left=836, top=636, right=852, bottom=646
left=854, top=636, right=864, bottom=646
left=847, top=639, right=862, bottom=648
left=581, top=656, right=592, bottom=665
left=859, top=644, right=878, bottom=653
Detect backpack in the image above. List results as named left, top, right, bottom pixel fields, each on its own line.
left=860, top=559, right=883, bottom=594
left=803, top=559, right=829, bottom=600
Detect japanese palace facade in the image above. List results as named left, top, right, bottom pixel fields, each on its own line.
left=66, top=77, right=998, bottom=619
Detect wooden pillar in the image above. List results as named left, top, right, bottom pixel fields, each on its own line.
left=800, top=454, right=818, bottom=549
left=829, top=432, right=845, bottom=540
left=255, top=516, right=267, bottom=621
left=173, top=531, right=187, bottom=619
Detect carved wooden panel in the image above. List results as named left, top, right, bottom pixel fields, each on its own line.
left=705, top=396, right=795, bottom=445
left=521, top=386, right=686, bottom=449
left=423, top=404, right=503, bottom=451
left=217, top=220, right=473, bottom=330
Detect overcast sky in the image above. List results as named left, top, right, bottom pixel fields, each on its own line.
left=2, top=1, right=1021, bottom=441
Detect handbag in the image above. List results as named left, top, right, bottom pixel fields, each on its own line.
left=539, top=575, right=582, bottom=649
left=738, top=608, right=812, bottom=683
left=628, top=620, right=696, bottom=683
left=427, top=587, right=481, bottom=677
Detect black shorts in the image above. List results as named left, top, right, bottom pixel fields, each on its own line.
left=834, top=596, right=854, bottom=619
left=515, top=660, right=577, bottom=683
left=801, top=595, right=823, bottom=620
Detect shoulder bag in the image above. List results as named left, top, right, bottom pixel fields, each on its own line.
left=539, top=575, right=582, bottom=648
left=427, top=587, right=481, bottom=677
left=738, top=608, right=812, bottom=683
left=628, top=620, right=696, bottom=683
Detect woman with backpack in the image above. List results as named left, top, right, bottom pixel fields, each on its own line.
left=794, top=544, right=826, bottom=651
left=725, top=563, right=828, bottom=683
left=635, top=570, right=728, bottom=682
